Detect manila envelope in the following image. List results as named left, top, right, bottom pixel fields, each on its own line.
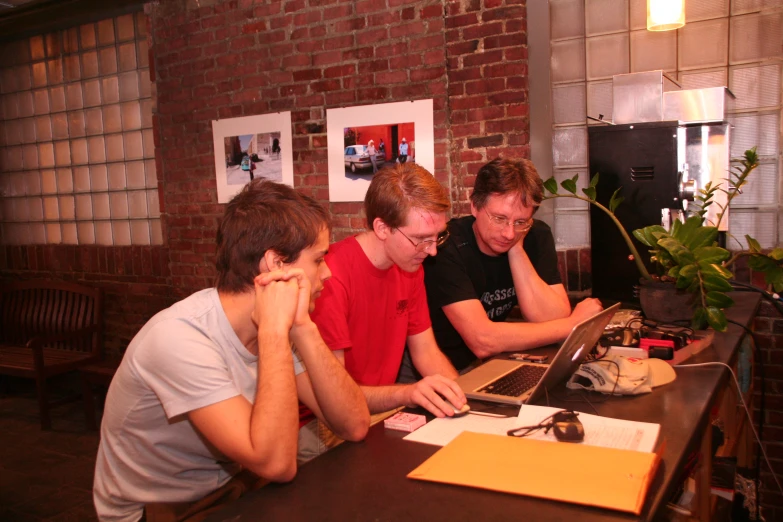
left=407, top=431, right=660, bottom=515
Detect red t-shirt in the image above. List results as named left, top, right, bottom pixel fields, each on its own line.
left=311, top=236, right=432, bottom=386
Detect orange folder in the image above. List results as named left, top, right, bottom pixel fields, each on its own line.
left=407, top=431, right=660, bottom=515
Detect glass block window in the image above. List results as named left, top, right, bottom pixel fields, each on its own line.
left=547, top=1, right=783, bottom=250
left=0, top=11, right=160, bottom=246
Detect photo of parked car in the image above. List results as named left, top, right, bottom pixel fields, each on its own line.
left=344, top=145, right=385, bottom=173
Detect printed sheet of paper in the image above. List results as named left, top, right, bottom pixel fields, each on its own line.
left=404, top=404, right=660, bottom=453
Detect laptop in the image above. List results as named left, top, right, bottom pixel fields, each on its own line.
left=455, top=303, right=620, bottom=406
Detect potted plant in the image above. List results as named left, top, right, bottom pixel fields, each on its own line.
left=543, top=147, right=783, bottom=332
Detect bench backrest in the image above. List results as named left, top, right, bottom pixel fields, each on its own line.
left=0, top=280, right=104, bottom=355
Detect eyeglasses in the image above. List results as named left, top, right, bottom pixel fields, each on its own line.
left=483, top=208, right=533, bottom=233
left=507, top=410, right=580, bottom=438
left=395, top=228, right=450, bottom=253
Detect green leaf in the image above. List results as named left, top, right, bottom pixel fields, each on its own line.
left=684, top=226, right=719, bottom=250
left=581, top=186, right=597, bottom=201
left=678, top=263, right=699, bottom=279
left=667, top=266, right=680, bottom=279
left=658, top=237, right=695, bottom=266
left=693, top=246, right=730, bottom=265
left=698, top=262, right=733, bottom=280
left=676, top=274, right=694, bottom=289
left=706, top=291, right=734, bottom=309
left=590, top=173, right=599, bottom=188
left=692, top=307, right=708, bottom=330
left=748, top=254, right=779, bottom=273
left=702, top=274, right=733, bottom=293
left=633, top=229, right=652, bottom=247
left=706, top=307, right=727, bottom=332
left=769, top=248, right=783, bottom=261
left=609, top=187, right=624, bottom=213
left=543, top=177, right=558, bottom=195
left=746, top=235, right=762, bottom=253
left=670, top=219, right=681, bottom=237
left=561, top=178, right=577, bottom=194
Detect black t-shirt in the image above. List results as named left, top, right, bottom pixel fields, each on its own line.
left=423, top=215, right=562, bottom=371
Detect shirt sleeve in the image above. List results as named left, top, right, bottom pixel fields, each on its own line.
left=406, top=268, right=432, bottom=337
left=134, top=321, right=243, bottom=420
left=423, top=240, right=480, bottom=310
left=524, top=221, right=562, bottom=285
left=311, top=270, right=353, bottom=352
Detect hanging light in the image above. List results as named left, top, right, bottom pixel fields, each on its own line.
left=647, top=0, right=685, bottom=31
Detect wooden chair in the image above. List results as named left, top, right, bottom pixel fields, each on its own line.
left=0, top=280, right=104, bottom=429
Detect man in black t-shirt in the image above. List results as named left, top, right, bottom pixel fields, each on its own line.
left=419, top=158, right=603, bottom=372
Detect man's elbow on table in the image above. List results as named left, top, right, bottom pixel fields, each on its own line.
left=464, top=328, right=504, bottom=360
left=248, top=455, right=297, bottom=484
left=333, top=415, right=370, bottom=442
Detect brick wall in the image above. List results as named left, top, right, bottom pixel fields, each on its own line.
left=149, top=0, right=530, bottom=292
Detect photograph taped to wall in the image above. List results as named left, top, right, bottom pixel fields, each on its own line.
left=327, top=100, right=434, bottom=202
left=211, top=112, right=293, bottom=203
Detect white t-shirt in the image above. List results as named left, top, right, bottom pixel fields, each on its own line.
left=93, top=288, right=305, bottom=522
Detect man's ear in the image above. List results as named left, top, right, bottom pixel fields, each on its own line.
left=470, top=200, right=479, bottom=219
left=372, top=217, right=392, bottom=240
left=259, top=250, right=283, bottom=273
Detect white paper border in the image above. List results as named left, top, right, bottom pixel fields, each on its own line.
left=327, top=99, right=434, bottom=202
left=211, top=112, right=294, bottom=203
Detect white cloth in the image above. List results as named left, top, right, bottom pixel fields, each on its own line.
left=566, top=355, right=676, bottom=396
left=93, top=288, right=305, bottom=522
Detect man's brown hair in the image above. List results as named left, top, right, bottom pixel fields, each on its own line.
left=471, top=158, right=544, bottom=211
left=364, top=163, right=450, bottom=229
left=216, top=179, right=329, bottom=293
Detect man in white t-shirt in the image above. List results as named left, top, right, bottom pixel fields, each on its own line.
left=93, top=180, right=369, bottom=522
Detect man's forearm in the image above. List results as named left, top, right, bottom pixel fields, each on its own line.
left=508, top=244, right=570, bottom=322
left=290, top=322, right=369, bottom=441
left=468, top=317, right=576, bottom=358
left=251, top=331, right=299, bottom=479
left=360, top=384, right=412, bottom=414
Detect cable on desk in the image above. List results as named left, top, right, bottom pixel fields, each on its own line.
left=731, top=280, right=783, bottom=317
left=674, top=361, right=783, bottom=498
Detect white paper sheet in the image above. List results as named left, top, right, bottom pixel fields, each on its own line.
left=404, top=404, right=660, bottom=453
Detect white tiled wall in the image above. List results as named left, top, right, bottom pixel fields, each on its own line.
left=0, top=12, right=160, bottom=246
left=549, top=0, right=783, bottom=249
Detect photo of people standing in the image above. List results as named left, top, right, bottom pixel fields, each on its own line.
left=223, top=132, right=284, bottom=185
left=343, top=122, right=415, bottom=178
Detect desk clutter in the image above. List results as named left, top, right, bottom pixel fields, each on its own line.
left=403, top=404, right=662, bottom=515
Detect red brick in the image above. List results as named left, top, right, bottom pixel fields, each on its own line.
left=283, top=53, right=313, bottom=67
left=484, top=33, right=524, bottom=50
left=422, top=49, right=445, bottom=65
left=390, top=54, right=422, bottom=69
left=446, top=40, right=480, bottom=56
left=411, top=34, right=443, bottom=52
left=462, top=21, right=503, bottom=40
left=292, top=69, right=322, bottom=81
left=284, top=0, right=306, bottom=13
left=421, top=4, right=442, bottom=18
left=313, top=50, right=342, bottom=66
left=294, top=10, right=322, bottom=25
left=334, top=17, right=367, bottom=32
left=465, top=78, right=505, bottom=95
left=342, top=46, right=375, bottom=60
left=376, top=70, right=408, bottom=84
left=356, top=87, right=389, bottom=101
left=463, top=50, right=503, bottom=67
left=445, top=13, right=478, bottom=29
left=390, top=21, right=426, bottom=38
left=311, top=79, right=341, bottom=92
left=324, top=64, right=356, bottom=78
left=467, top=106, right=505, bottom=121
left=410, top=67, right=444, bottom=82
left=485, top=62, right=527, bottom=78
left=326, top=90, right=357, bottom=105
left=482, top=6, right=525, bottom=22
left=324, top=4, right=353, bottom=20
left=369, top=12, right=400, bottom=26
left=451, top=122, right=481, bottom=138
left=356, top=28, right=389, bottom=45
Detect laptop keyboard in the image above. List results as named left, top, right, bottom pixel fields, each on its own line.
left=477, top=365, right=548, bottom=397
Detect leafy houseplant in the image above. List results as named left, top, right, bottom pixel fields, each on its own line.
left=543, top=147, right=783, bottom=332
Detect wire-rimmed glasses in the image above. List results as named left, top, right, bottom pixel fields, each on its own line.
left=483, top=208, right=533, bottom=233
left=395, top=228, right=450, bottom=253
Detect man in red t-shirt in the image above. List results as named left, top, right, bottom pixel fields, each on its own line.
left=311, top=163, right=466, bottom=417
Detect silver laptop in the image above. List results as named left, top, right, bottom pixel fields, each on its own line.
left=455, top=303, right=620, bottom=405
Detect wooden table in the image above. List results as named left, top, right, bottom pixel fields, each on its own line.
left=204, top=293, right=760, bottom=522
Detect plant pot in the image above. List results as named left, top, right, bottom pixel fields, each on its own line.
left=637, top=278, right=695, bottom=324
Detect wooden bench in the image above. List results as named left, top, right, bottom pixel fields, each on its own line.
left=0, top=279, right=104, bottom=429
